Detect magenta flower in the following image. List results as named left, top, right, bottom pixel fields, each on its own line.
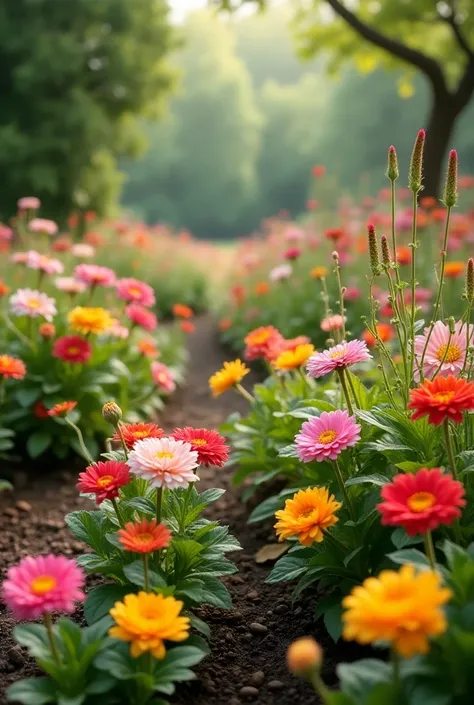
left=0, top=224, right=13, bottom=241
left=295, top=410, right=361, bottom=462
left=26, top=251, right=64, bottom=275
left=116, top=278, right=156, bottom=307
left=17, top=196, right=40, bottom=211
left=74, top=263, right=116, bottom=287
left=151, top=361, right=176, bottom=393
left=306, top=339, right=371, bottom=379
left=414, top=320, right=469, bottom=380
left=3, top=555, right=85, bottom=620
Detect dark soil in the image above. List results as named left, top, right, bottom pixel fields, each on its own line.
left=0, top=316, right=358, bottom=705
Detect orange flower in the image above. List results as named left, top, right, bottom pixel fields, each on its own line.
left=137, top=339, right=160, bottom=358
left=0, top=355, right=26, bottom=380
left=396, top=246, right=411, bottom=265
left=362, top=323, right=394, bottom=348
left=444, top=261, right=464, bottom=279
left=255, top=281, right=270, bottom=296
left=218, top=318, right=232, bottom=332
left=118, top=518, right=171, bottom=554
left=432, top=208, right=447, bottom=222
left=180, top=321, right=195, bottom=334
left=48, top=401, right=77, bottom=417
left=408, top=375, right=474, bottom=425
left=420, top=196, right=437, bottom=210
left=310, top=266, right=328, bottom=279
left=172, top=303, right=193, bottom=319
left=275, top=487, right=341, bottom=546
left=0, top=280, right=11, bottom=296
left=39, top=323, right=56, bottom=338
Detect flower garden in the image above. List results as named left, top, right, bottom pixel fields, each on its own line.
left=1, top=131, right=474, bottom=705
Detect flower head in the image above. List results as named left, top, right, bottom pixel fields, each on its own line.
left=126, top=303, right=157, bottom=332
left=74, top=264, right=116, bottom=287
left=151, top=361, right=176, bottom=394
left=116, top=278, right=155, bottom=307
left=137, top=338, right=160, bottom=358
left=209, top=360, right=250, bottom=397
left=26, top=251, right=64, bottom=275
left=114, top=422, right=164, bottom=449
left=71, top=244, right=95, bottom=258
left=172, top=303, right=193, bottom=319
left=53, top=236, right=72, bottom=253
left=171, top=427, right=230, bottom=467
left=10, top=289, right=57, bottom=321
left=34, top=400, right=50, bottom=419
left=244, top=326, right=285, bottom=362
left=378, top=468, right=466, bottom=536
left=53, top=335, right=92, bottom=364
left=0, top=355, right=26, bottom=380
left=48, top=401, right=77, bottom=417
left=109, top=592, right=190, bottom=659
left=275, top=487, right=341, bottom=546
left=28, top=218, right=58, bottom=236
left=284, top=247, right=301, bottom=260
left=342, top=564, right=451, bottom=657
left=363, top=323, right=394, bottom=349
left=295, top=410, right=361, bottom=462
left=0, top=280, right=11, bottom=296
left=77, top=460, right=130, bottom=503
left=68, top=307, right=114, bottom=335
left=445, top=261, right=464, bottom=278
left=287, top=638, right=323, bottom=676
left=415, top=321, right=469, bottom=380
left=269, top=263, right=293, bottom=282
left=306, top=340, right=372, bottom=379
left=408, top=375, right=474, bottom=425
left=3, top=555, right=85, bottom=620
left=55, top=277, right=87, bottom=295
left=118, top=518, right=172, bottom=554
left=127, top=437, right=199, bottom=490
left=320, top=315, right=345, bottom=333
left=39, top=322, right=55, bottom=338
left=18, top=196, right=40, bottom=210
left=310, top=266, right=328, bottom=279
left=274, top=344, right=315, bottom=371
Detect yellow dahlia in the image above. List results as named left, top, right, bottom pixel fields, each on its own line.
left=109, top=592, right=190, bottom=659
left=342, top=564, right=451, bottom=658
left=274, top=487, right=341, bottom=546
left=209, top=359, right=250, bottom=397
left=274, top=344, right=315, bottom=371
left=68, top=306, right=114, bottom=335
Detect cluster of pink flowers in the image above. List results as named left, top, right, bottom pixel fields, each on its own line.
left=74, top=263, right=117, bottom=288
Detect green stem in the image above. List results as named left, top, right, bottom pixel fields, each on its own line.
left=409, top=190, right=419, bottom=385
left=333, top=255, right=346, bottom=340
left=156, top=487, right=163, bottom=524
left=390, top=179, right=408, bottom=328
left=443, top=419, right=458, bottom=480
left=391, top=649, right=401, bottom=694
left=179, top=484, right=194, bottom=534
left=333, top=459, right=356, bottom=522
left=65, top=417, right=94, bottom=465
left=309, top=672, right=331, bottom=703
left=319, top=276, right=331, bottom=320
left=142, top=554, right=150, bottom=591
left=111, top=498, right=124, bottom=527
left=345, top=370, right=361, bottom=409
left=235, top=382, right=254, bottom=403
left=424, top=532, right=437, bottom=570
left=116, top=423, right=129, bottom=460
left=336, top=368, right=353, bottom=416
left=43, top=613, right=60, bottom=666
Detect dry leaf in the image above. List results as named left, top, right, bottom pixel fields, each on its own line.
left=255, top=543, right=289, bottom=564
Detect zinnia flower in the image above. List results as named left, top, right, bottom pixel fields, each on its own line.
left=68, top=307, right=114, bottom=335
left=0, top=280, right=11, bottom=296
left=10, top=289, right=57, bottom=321
left=109, top=592, right=190, bottom=659
left=295, top=410, right=361, bottom=462
left=3, top=555, right=85, bottom=620
left=244, top=326, right=285, bottom=362
left=127, top=437, right=199, bottom=490
left=55, top=277, right=87, bottom=295
left=53, top=335, right=92, bottom=364
left=71, top=244, right=95, bottom=258
left=26, top=251, right=64, bottom=275
left=408, top=375, right=474, bottom=425
left=18, top=196, right=40, bottom=210
left=74, top=263, right=116, bottom=287
left=151, top=362, right=176, bottom=393
left=113, top=422, right=164, bottom=449
left=116, top=278, right=155, bottom=307
left=209, top=360, right=250, bottom=397
left=77, top=460, right=130, bottom=503
left=118, top=518, right=172, bottom=554
left=34, top=400, right=50, bottom=419
left=274, top=487, right=341, bottom=546
left=48, top=401, right=77, bottom=417
left=378, top=468, right=466, bottom=536
left=342, top=564, right=451, bottom=657
left=137, top=338, right=160, bottom=358
left=269, top=264, right=293, bottom=282
left=363, top=323, right=394, bottom=348
left=0, top=355, right=26, bottom=380
left=284, top=247, right=301, bottom=260
left=39, top=322, right=55, bottom=338
left=171, top=427, right=230, bottom=467
left=172, top=303, right=193, bottom=319
left=28, top=218, right=58, bottom=236
left=180, top=321, right=195, bottom=334
left=444, top=262, right=464, bottom=278
left=414, top=321, right=469, bottom=379
left=126, top=303, right=157, bottom=332
left=274, top=344, right=315, bottom=371
left=306, top=340, right=372, bottom=379
left=310, top=267, right=328, bottom=279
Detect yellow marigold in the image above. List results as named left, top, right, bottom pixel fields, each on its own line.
left=342, top=564, right=451, bottom=658
left=274, top=344, right=315, bottom=371
left=274, top=487, right=341, bottom=546
left=68, top=306, right=114, bottom=335
left=209, top=359, right=250, bottom=397
left=109, top=592, right=190, bottom=659
left=310, top=266, right=328, bottom=279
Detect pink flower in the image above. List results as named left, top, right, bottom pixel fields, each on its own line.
left=74, top=264, right=116, bottom=287
left=344, top=287, right=361, bottom=302
left=106, top=319, right=130, bottom=339
left=17, top=196, right=41, bottom=211
left=321, top=315, right=345, bottom=333
left=127, top=437, right=199, bottom=490
left=285, top=226, right=305, bottom=242
left=71, top=243, right=95, bottom=258
left=55, top=277, right=87, bottom=295
left=270, top=264, right=293, bottom=282
left=26, top=251, right=64, bottom=275
left=151, top=361, right=176, bottom=393
left=295, top=410, right=361, bottom=462
left=10, top=288, right=57, bottom=321
left=0, top=224, right=13, bottom=241
left=116, top=278, right=156, bottom=307
left=126, top=303, right=157, bottom=331
left=307, top=340, right=372, bottom=379
left=2, top=554, right=85, bottom=620
left=284, top=247, right=301, bottom=260
left=414, top=321, right=470, bottom=380
left=11, top=251, right=30, bottom=264
left=28, top=218, right=58, bottom=236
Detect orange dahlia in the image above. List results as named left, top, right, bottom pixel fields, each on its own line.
left=0, top=355, right=26, bottom=380
left=274, top=487, right=341, bottom=546
left=118, top=518, right=171, bottom=554
left=408, top=375, right=474, bottom=425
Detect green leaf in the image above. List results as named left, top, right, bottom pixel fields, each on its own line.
left=198, top=488, right=225, bottom=505
left=278, top=444, right=298, bottom=458
left=345, top=474, right=389, bottom=488
left=26, top=431, right=52, bottom=458
left=123, top=560, right=166, bottom=589
left=266, top=554, right=307, bottom=583
left=122, top=497, right=156, bottom=516
left=0, top=479, right=13, bottom=491
left=6, top=678, right=57, bottom=705
left=337, top=659, right=392, bottom=700
left=198, top=575, right=232, bottom=609
left=14, top=624, right=50, bottom=660
left=188, top=613, right=210, bottom=638
left=248, top=494, right=285, bottom=523
left=391, top=528, right=423, bottom=550
left=16, top=386, right=42, bottom=407
left=84, top=584, right=131, bottom=625
left=175, top=578, right=204, bottom=604
left=388, top=549, right=430, bottom=568
left=324, top=603, right=343, bottom=643
left=65, top=510, right=108, bottom=554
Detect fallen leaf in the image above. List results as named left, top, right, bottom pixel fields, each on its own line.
left=255, top=543, right=288, bottom=564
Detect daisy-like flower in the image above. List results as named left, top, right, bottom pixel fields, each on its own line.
left=26, top=251, right=64, bottom=275
left=283, top=335, right=311, bottom=351
left=118, top=518, right=172, bottom=554
left=74, top=263, right=116, bottom=288
left=48, top=401, right=77, bottom=417
left=109, top=592, right=190, bottom=659
left=55, top=277, right=87, bottom=295
left=180, top=321, right=195, bottom=334
left=126, top=303, right=157, bottom=332
left=172, top=303, right=193, bottom=319
left=414, top=321, right=469, bottom=380
left=11, top=251, right=30, bottom=265
left=209, top=360, right=250, bottom=397
left=295, top=410, right=361, bottom=462
left=52, top=236, right=72, bottom=253
left=171, top=427, right=230, bottom=467
left=53, top=335, right=92, bottom=364
left=378, top=468, right=466, bottom=536
left=113, top=422, right=164, bottom=449
left=151, top=362, right=176, bottom=394
left=306, top=340, right=372, bottom=379
left=3, top=555, right=85, bottom=620
left=10, top=289, right=57, bottom=321
left=137, top=338, right=160, bottom=358
left=342, top=564, right=452, bottom=658
left=274, top=487, right=341, bottom=546
left=18, top=196, right=40, bottom=210
left=0, top=355, right=27, bottom=380
left=39, top=322, right=55, bottom=338
left=284, top=247, right=301, bottom=260
left=269, top=263, right=293, bottom=282
left=408, top=375, right=474, bottom=425
left=244, top=326, right=285, bottom=362
left=77, top=460, right=130, bottom=503
left=68, top=307, right=114, bottom=335
left=320, top=315, right=344, bottom=333
left=310, top=266, right=328, bottom=279
left=116, top=278, right=155, bottom=307
left=28, top=218, right=58, bottom=236
left=362, top=322, right=394, bottom=349
left=71, top=243, right=95, bottom=258
left=274, top=344, right=315, bottom=371
left=444, top=261, right=464, bottom=278
left=127, top=437, right=199, bottom=490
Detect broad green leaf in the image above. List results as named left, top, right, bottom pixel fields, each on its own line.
left=345, top=474, right=389, bottom=488
left=6, top=678, right=57, bottom=705
left=388, top=549, right=430, bottom=568
left=26, top=431, right=52, bottom=458
left=84, top=584, right=131, bottom=625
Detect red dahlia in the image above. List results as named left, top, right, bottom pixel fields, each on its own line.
left=114, top=422, right=164, bottom=449
left=408, top=375, right=474, bottom=425
left=171, top=427, right=230, bottom=467
left=53, top=336, right=92, bottom=364
left=77, top=460, right=130, bottom=503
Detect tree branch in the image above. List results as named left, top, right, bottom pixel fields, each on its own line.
left=442, top=9, right=474, bottom=58
left=324, top=0, right=447, bottom=97
left=453, top=56, right=474, bottom=112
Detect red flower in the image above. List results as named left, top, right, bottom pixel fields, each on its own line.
left=0, top=355, right=26, bottom=380
left=378, top=468, right=465, bottom=536
left=312, top=164, right=325, bottom=178
left=171, top=427, right=230, bottom=467
left=244, top=326, right=285, bottom=362
left=172, top=303, right=193, bottom=319
left=408, top=375, right=474, bottom=425
left=48, top=401, right=77, bottom=417
left=53, top=336, right=92, bottom=364
left=114, top=422, right=164, bottom=449
left=118, top=518, right=171, bottom=553
left=126, top=303, right=157, bottom=332
left=77, top=460, right=130, bottom=503
left=284, top=247, right=301, bottom=261
left=324, top=228, right=344, bottom=242
left=180, top=321, right=195, bottom=334
left=34, top=400, right=50, bottom=419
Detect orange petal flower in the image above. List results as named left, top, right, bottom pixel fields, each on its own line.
left=408, top=375, right=474, bottom=425
left=118, top=518, right=172, bottom=554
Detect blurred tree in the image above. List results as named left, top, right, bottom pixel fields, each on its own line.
left=214, top=0, right=474, bottom=197
left=0, top=0, right=174, bottom=220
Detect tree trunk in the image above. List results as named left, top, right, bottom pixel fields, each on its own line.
left=423, top=97, right=458, bottom=198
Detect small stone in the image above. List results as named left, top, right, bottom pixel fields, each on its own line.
left=268, top=680, right=284, bottom=691
left=274, top=604, right=287, bottom=615
left=4, top=507, right=18, bottom=518
left=229, top=699, right=241, bottom=705
left=249, top=622, right=268, bottom=635
left=8, top=646, right=24, bottom=667
left=242, top=633, right=253, bottom=642
left=293, top=606, right=303, bottom=616
left=250, top=671, right=265, bottom=687
left=246, top=590, right=259, bottom=600
left=266, top=610, right=273, bottom=617
left=239, top=686, right=259, bottom=699
left=16, top=500, right=32, bottom=512
left=225, top=631, right=235, bottom=642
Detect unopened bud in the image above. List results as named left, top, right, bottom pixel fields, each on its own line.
left=466, top=259, right=474, bottom=303
left=368, top=224, right=380, bottom=276
left=380, top=235, right=390, bottom=267
left=102, top=401, right=122, bottom=427
left=448, top=316, right=456, bottom=335
left=443, top=149, right=458, bottom=208
left=408, top=129, right=426, bottom=193
left=39, top=322, right=56, bottom=338
left=332, top=250, right=339, bottom=261
left=287, top=637, right=323, bottom=677
left=386, top=145, right=399, bottom=181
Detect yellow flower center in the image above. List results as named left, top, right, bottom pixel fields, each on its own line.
left=30, top=575, right=57, bottom=595
left=136, top=533, right=153, bottom=543
left=129, top=287, right=142, bottom=296
left=329, top=349, right=344, bottom=359
left=97, top=474, right=114, bottom=488
left=28, top=298, right=41, bottom=309
left=250, top=331, right=271, bottom=344
left=298, top=507, right=316, bottom=519
left=435, top=344, right=461, bottom=363
left=191, top=438, right=207, bottom=446
left=318, top=430, right=337, bottom=444
left=133, top=431, right=149, bottom=439
left=155, top=451, right=174, bottom=459
left=433, top=391, right=455, bottom=404
left=67, top=346, right=80, bottom=355
left=407, top=491, right=436, bottom=512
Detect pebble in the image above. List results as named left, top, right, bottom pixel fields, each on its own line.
left=229, top=699, right=241, bottom=705
left=268, top=680, right=284, bottom=691
left=239, top=686, right=259, bottom=699
left=4, top=508, right=18, bottom=518
left=16, top=500, right=32, bottom=512
left=249, top=622, right=268, bottom=635
left=8, top=646, right=24, bottom=667
left=274, top=604, right=287, bottom=615
left=250, top=671, right=265, bottom=687
left=246, top=590, right=259, bottom=600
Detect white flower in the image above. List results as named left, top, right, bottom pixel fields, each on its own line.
left=127, top=437, right=199, bottom=490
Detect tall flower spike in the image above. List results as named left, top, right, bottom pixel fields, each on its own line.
left=443, top=149, right=458, bottom=208
left=380, top=235, right=390, bottom=267
left=466, top=258, right=474, bottom=303
left=408, top=129, right=426, bottom=193
left=368, top=224, right=380, bottom=276
left=387, top=145, right=399, bottom=181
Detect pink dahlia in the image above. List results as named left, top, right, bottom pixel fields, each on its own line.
left=116, top=278, right=155, bottom=307
left=414, top=321, right=469, bottom=380
left=3, top=554, right=85, bottom=620
left=74, top=264, right=116, bottom=288
left=126, top=303, right=157, bottom=332
left=127, top=437, right=199, bottom=490
left=17, top=196, right=40, bottom=211
left=295, top=410, right=361, bottom=462
left=306, top=340, right=372, bottom=379
left=26, top=251, right=64, bottom=275
left=151, top=361, right=176, bottom=393
left=55, top=277, right=87, bottom=295
left=71, top=243, right=95, bottom=258
left=28, top=218, right=58, bottom=236
left=10, top=289, right=57, bottom=321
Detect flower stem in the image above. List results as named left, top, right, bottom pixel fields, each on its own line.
left=179, top=484, right=194, bottom=534
left=116, top=423, right=129, bottom=460
left=443, top=419, right=458, bottom=480
left=424, top=531, right=437, bottom=570
left=156, top=486, right=163, bottom=524
left=333, top=459, right=356, bottom=522
left=65, top=417, right=94, bottom=465
left=336, top=368, right=354, bottom=416
left=391, top=649, right=401, bottom=694
left=43, top=613, right=60, bottom=666
left=142, top=554, right=150, bottom=591
left=235, top=383, right=254, bottom=404
left=309, top=672, right=331, bottom=703
left=409, top=190, right=419, bottom=385
left=345, top=370, right=361, bottom=410
left=111, top=497, right=124, bottom=527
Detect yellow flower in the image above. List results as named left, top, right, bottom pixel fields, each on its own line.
left=274, top=344, right=315, bottom=371
left=68, top=306, right=114, bottom=335
left=209, top=359, right=250, bottom=397
left=274, top=487, right=341, bottom=546
left=109, top=592, right=190, bottom=659
left=342, top=564, right=451, bottom=658
left=310, top=266, right=328, bottom=279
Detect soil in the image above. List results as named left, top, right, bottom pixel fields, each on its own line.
left=0, top=316, right=360, bottom=705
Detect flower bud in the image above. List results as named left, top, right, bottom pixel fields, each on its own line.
left=443, top=149, right=458, bottom=208
left=408, top=129, right=425, bottom=193
left=448, top=316, right=456, bottom=335
left=386, top=145, right=399, bottom=181
left=368, top=224, right=380, bottom=276
left=287, top=637, right=323, bottom=676
left=102, top=401, right=122, bottom=427
left=380, top=235, right=390, bottom=267
left=39, top=322, right=56, bottom=338
left=466, top=258, right=474, bottom=303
